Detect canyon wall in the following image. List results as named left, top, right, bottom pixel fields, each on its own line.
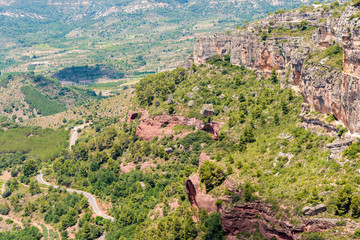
left=193, top=5, right=360, bottom=133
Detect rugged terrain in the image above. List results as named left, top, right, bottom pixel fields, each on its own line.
left=0, top=1, right=360, bottom=240
left=193, top=1, right=360, bottom=134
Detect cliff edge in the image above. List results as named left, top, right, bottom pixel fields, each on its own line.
left=193, top=3, right=360, bottom=133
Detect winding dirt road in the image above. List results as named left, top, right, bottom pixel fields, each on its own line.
left=36, top=172, right=114, bottom=221
left=69, top=124, right=88, bottom=150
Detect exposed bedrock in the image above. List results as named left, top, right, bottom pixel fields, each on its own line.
left=222, top=201, right=336, bottom=240
left=127, top=111, right=221, bottom=141
left=192, top=6, right=360, bottom=133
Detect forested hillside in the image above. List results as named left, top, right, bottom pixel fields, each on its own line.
left=0, top=1, right=359, bottom=240
left=0, top=54, right=358, bottom=239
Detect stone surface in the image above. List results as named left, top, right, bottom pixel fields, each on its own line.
left=167, top=94, right=174, bottom=104
left=301, top=117, right=339, bottom=137
left=164, top=147, right=173, bottom=154
left=188, top=100, right=194, bottom=107
left=185, top=174, right=218, bottom=212
left=222, top=201, right=335, bottom=240
left=133, top=112, right=222, bottom=141
left=327, top=138, right=355, bottom=160
left=200, top=104, right=214, bottom=118
left=302, top=204, right=327, bottom=216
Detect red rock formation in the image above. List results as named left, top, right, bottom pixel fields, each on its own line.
left=198, top=152, right=210, bottom=169
left=222, top=201, right=336, bottom=240
left=185, top=174, right=218, bottom=212
left=132, top=113, right=222, bottom=141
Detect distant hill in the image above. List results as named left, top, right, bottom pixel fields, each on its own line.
left=0, top=73, right=100, bottom=121
left=0, top=0, right=338, bottom=78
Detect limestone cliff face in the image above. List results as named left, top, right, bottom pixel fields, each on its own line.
left=193, top=5, right=360, bottom=133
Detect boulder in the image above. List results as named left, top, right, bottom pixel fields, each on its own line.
left=302, top=203, right=327, bottom=216
left=200, top=104, right=214, bottom=118
left=164, top=147, right=173, bottom=154
left=186, top=92, right=194, bottom=98
left=167, top=94, right=174, bottom=104
left=188, top=100, right=194, bottom=107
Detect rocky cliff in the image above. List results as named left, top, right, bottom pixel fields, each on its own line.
left=193, top=4, right=360, bottom=133
left=222, top=201, right=336, bottom=240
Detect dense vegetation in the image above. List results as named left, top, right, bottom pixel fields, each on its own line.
left=21, top=86, right=67, bottom=116
left=0, top=226, right=42, bottom=240
left=52, top=65, right=124, bottom=83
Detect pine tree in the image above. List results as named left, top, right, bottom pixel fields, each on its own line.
left=270, top=68, right=278, bottom=84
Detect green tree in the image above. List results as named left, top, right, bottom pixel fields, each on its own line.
left=184, top=216, right=197, bottom=240
left=351, top=194, right=360, bottom=218
left=199, top=160, right=225, bottom=192
left=204, top=212, right=225, bottom=240
left=23, top=159, right=38, bottom=177
left=241, top=126, right=255, bottom=143
left=281, top=101, right=289, bottom=115
left=270, top=68, right=278, bottom=84
left=168, top=106, right=175, bottom=115
left=81, top=222, right=91, bottom=239
left=274, top=113, right=280, bottom=126
left=335, top=185, right=353, bottom=215
left=29, top=181, right=41, bottom=195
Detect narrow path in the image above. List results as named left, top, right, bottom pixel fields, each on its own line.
left=36, top=172, right=114, bottom=221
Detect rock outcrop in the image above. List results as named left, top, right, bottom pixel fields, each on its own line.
left=185, top=174, right=218, bottom=212
left=128, top=111, right=222, bottom=141
left=327, top=137, right=355, bottom=160
left=302, top=204, right=327, bottom=216
left=300, top=116, right=339, bottom=137
left=222, top=201, right=336, bottom=240
left=193, top=5, right=360, bottom=133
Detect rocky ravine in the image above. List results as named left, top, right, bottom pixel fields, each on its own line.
left=192, top=5, right=360, bottom=133
left=185, top=174, right=336, bottom=240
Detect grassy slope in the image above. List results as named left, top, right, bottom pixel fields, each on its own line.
left=0, top=127, right=68, bottom=161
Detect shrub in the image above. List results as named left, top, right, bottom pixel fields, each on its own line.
left=326, top=114, right=336, bottom=123
left=2, top=188, right=11, bottom=199
left=336, top=220, right=346, bottom=226
left=0, top=204, right=10, bottom=215
left=344, top=142, right=360, bottom=159
left=215, top=199, right=223, bottom=206
left=5, top=219, right=13, bottom=224
left=244, top=182, right=256, bottom=202
left=335, top=185, right=353, bottom=215
left=303, top=232, right=325, bottom=240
